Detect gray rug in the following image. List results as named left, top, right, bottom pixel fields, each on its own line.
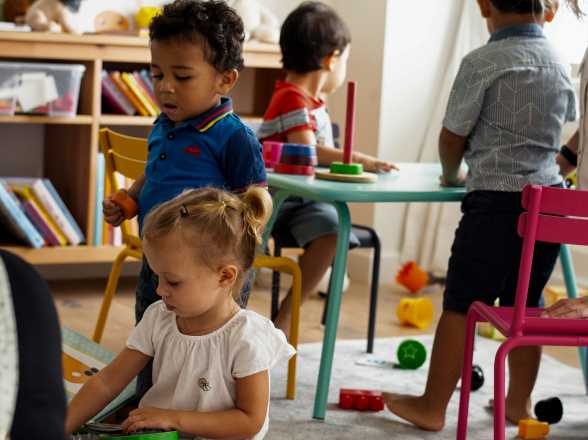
left=268, top=336, right=588, bottom=439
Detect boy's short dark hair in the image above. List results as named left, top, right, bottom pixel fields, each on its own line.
left=490, top=0, right=546, bottom=14
left=149, top=0, right=245, bottom=72
left=280, top=1, right=351, bottom=73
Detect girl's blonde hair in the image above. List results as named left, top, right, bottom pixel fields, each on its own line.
left=142, top=186, right=273, bottom=294
left=564, top=0, right=585, bottom=16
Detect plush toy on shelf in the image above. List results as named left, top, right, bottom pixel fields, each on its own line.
left=25, top=0, right=84, bottom=34
left=228, top=0, right=280, bottom=44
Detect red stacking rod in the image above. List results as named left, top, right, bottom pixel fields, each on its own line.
left=343, top=81, right=356, bottom=165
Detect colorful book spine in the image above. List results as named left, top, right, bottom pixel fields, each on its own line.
left=13, top=187, right=60, bottom=246
left=94, top=153, right=105, bottom=246
left=139, top=69, right=154, bottom=95
left=110, top=71, right=149, bottom=117
left=133, top=71, right=158, bottom=111
left=41, top=179, right=85, bottom=245
left=0, top=180, right=44, bottom=248
left=101, top=70, right=136, bottom=116
left=122, top=72, right=158, bottom=117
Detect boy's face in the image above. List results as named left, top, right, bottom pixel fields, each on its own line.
left=322, top=45, right=351, bottom=96
left=150, top=38, right=238, bottom=122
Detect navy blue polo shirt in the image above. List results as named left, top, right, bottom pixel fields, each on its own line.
left=139, top=97, right=267, bottom=228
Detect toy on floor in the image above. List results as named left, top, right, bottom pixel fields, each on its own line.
left=315, top=81, right=377, bottom=183
left=470, top=364, right=484, bottom=391
left=396, top=297, right=434, bottom=330
left=338, top=389, right=384, bottom=412
left=543, top=285, right=588, bottom=308
left=273, top=143, right=317, bottom=176
left=112, top=190, right=139, bottom=220
left=535, top=397, right=563, bottom=425
left=396, top=339, right=427, bottom=369
left=518, top=419, right=549, bottom=439
left=25, top=0, right=84, bottom=34
left=395, top=261, right=446, bottom=293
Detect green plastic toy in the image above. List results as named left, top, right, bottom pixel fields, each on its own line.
left=396, top=339, right=427, bottom=369
left=100, top=432, right=179, bottom=440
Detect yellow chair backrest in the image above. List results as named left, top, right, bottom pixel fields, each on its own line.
left=98, top=128, right=148, bottom=248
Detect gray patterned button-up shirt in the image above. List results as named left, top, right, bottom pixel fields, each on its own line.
left=443, top=23, right=577, bottom=192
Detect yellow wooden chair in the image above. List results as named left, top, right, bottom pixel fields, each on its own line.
left=93, top=128, right=301, bottom=399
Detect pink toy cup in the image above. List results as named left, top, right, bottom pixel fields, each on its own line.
left=262, top=141, right=283, bottom=169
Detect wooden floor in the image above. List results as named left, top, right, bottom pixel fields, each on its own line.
left=49, top=271, right=581, bottom=369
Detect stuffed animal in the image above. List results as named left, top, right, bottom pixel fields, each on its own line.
left=3, top=0, right=35, bottom=23
left=25, top=0, right=84, bottom=34
left=228, top=0, right=280, bottom=44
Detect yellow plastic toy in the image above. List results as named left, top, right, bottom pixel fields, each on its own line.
left=135, top=6, right=161, bottom=30
left=396, top=297, right=434, bottom=330
left=544, top=284, right=588, bottom=308
left=518, top=419, right=549, bottom=439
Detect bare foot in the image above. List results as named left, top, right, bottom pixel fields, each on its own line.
left=487, top=398, right=532, bottom=425
left=383, top=392, right=445, bottom=431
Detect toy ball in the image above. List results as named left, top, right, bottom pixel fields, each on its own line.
left=471, top=364, right=484, bottom=391
left=396, top=339, right=427, bottom=369
left=535, top=397, right=563, bottom=424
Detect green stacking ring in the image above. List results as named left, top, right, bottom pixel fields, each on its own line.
left=100, top=431, right=179, bottom=440
left=329, top=162, right=363, bottom=175
left=396, top=339, right=427, bottom=370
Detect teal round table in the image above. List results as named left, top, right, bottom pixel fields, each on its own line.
left=264, top=163, right=584, bottom=420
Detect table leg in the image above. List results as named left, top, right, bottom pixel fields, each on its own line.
left=313, top=201, right=351, bottom=420
left=559, top=244, right=588, bottom=393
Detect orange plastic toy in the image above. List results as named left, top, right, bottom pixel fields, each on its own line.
left=396, top=261, right=429, bottom=293
left=518, top=419, right=549, bottom=439
left=112, top=190, right=138, bottom=219
left=396, top=297, right=434, bottom=330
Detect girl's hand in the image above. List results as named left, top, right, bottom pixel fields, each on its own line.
left=121, top=407, right=177, bottom=433
left=356, top=153, right=399, bottom=173
left=102, top=196, right=125, bottom=226
left=542, top=297, right=588, bottom=319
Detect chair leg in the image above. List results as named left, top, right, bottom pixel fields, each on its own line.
left=93, top=249, right=128, bottom=343
left=366, top=231, right=381, bottom=353
left=457, top=309, right=479, bottom=440
left=271, top=244, right=282, bottom=322
left=493, top=341, right=514, bottom=440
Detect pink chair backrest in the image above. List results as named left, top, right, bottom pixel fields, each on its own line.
left=511, top=185, right=588, bottom=334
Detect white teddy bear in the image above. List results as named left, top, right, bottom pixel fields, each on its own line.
left=228, top=0, right=280, bottom=44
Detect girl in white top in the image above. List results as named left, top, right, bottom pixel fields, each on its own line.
left=66, top=186, right=295, bottom=439
left=549, top=0, right=588, bottom=319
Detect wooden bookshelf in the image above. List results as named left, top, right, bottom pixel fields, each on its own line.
left=0, top=31, right=282, bottom=266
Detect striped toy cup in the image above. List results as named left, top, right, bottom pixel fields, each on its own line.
left=262, top=141, right=283, bottom=169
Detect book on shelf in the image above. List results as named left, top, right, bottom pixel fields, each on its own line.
left=109, top=71, right=150, bottom=117
left=94, top=153, right=105, bottom=246
left=132, top=71, right=158, bottom=114
left=12, top=186, right=63, bottom=246
left=122, top=72, right=159, bottom=117
left=5, top=178, right=85, bottom=245
left=0, top=179, right=45, bottom=248
left=101, top=70, right=136, bottom=116
left=135, top=70, right=156, bottom=104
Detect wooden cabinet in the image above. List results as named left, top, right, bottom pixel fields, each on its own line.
left=0, top=32, right=281, bottom=265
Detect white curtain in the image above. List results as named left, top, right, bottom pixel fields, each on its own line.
left=399, top=0, right=488, bottom=271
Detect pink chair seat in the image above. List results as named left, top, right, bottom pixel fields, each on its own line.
left=472, top=302, right=588, bottom=337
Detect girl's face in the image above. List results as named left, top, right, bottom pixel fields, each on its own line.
left=143, top=230, right=237, bottom=319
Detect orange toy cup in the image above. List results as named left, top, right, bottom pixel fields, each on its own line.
left=396, top=297, right=434, bottom=330
left=112, top=190, right=138, bottom=219
left=396, top=261, right=429, bottom=293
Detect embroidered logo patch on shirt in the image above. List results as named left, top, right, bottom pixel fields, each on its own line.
left=184, top=145, right=201, bottom=157
left=198, top=377, right=211, bottom=391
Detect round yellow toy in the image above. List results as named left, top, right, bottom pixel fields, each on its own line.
left=135, top=6, right=161, bottom=31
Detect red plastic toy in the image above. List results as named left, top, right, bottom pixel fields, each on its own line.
left=338, top=389, right=384, bottom=412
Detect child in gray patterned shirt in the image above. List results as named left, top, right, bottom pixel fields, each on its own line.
left=384, top=0, right=576, bottom=431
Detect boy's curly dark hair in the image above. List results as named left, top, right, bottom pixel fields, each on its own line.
left=490, top=0, right=548, bottom=14
left=280, top=1, right=351, bottom=74
left=149, top=0, right=245, bottom=72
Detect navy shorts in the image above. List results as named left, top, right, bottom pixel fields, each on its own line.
left=443, top=190, right=560, bottom=314
left=272, top=197, right=360, bottom=248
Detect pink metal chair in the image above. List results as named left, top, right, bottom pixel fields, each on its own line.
left=456, top=185, right=588, bottom=440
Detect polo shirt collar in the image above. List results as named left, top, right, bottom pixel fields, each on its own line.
left=489, top=23, right=544, bottom=43
left=154, top=97, right=234, bottom=132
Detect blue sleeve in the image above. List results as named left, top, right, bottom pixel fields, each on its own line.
left=223, top=126, right=267, bottom=191
left=442, top=58, right=486, bottom=137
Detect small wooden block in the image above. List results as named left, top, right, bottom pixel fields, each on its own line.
left=330, top=162, right=363, bottom=175
left=315, top=170, right=377, bottom=183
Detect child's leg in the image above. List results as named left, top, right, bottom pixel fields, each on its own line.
left=135, top=259, right=159, bottom=400
left=384, top=310, right=467, bottom=431
left=274, top=233, right=337, bottom=334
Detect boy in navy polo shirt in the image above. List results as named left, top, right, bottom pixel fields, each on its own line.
left=102, top=0, right=266, bottom=397
left=384, top=0, right=576, bottom=431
